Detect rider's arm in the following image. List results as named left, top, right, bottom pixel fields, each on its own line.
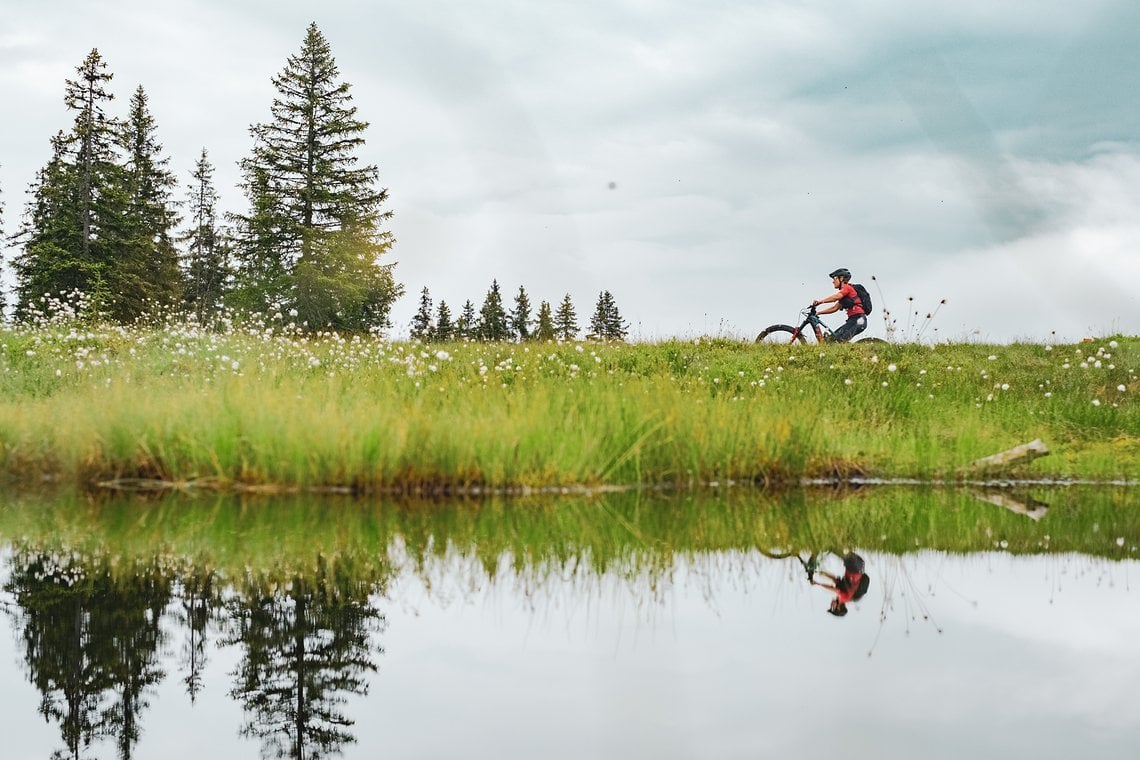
left=816, top=303, right=840, bottom=315
left=812, top=293, right=840, bottom=306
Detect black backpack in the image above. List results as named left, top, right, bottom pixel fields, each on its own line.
left=851, top=283, right=873, bottom=315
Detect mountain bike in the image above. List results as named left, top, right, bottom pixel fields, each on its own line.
left=755, top=304, right=886, bottom=344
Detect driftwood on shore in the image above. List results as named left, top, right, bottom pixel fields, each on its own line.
left=969, top=438, right=1050, bottom=471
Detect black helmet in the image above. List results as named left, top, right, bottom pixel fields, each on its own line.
left=828, top=268, right=851, bottom=279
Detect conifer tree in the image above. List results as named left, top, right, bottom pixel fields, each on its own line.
left=12, top=135, right=78, bottom=317
left=477, top=280, right=510, bottom=341
left=410, top=286, right=434, bottom=341
left=115, top=85, right=180, bottom=322
left=13, top=49, right=126, bottom=319
left=231, top=23, right=401, bottom=330
left=590, top=290, right=628, bottom=341
left=456, top=299, right=477, bottom=340
left=181, top=149, right=230, bottom=324
left=434, top=300, right=454, bottom=341
left=606, top=293, right=633, bottom=339
left=509, top=285, right=532, bottom=341
left=554, top=293, right=579, bottom=341
left=534, top=300, right=555, bottom=341
left=589, top=294, right=607, bottom=338
left=67, top=49, right=123, bottom=275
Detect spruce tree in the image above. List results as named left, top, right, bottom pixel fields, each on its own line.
left=181, top=149, right=230, bottom=324
left=456, top=299, right=477, bottom=340
left=67, top=49, right=123, bottom=277
left=13, top=49, right=125, bottom=319
left=534, top=300, right=555, bottom=342
left=115, top=85, right=180, bottom=322
left=410, top=286, right=433, bottom=341
left=590, top=290, right=628, bottom=341
left=232, top=22, right=401, bottom=330
left=554, top=293, right=579, bottom=341
left=434, top=300, right=454, bottom=341
left=589, top=293, right=607, bottom=338
left=477, top=279, right=509, bottom=341
left=604, top=291, right=629, bottom=340
left=509, top=285, right=532, bottom=341
left=12, top=135, right=79, bottom=317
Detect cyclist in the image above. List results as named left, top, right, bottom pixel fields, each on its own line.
left=811, top=268, right=867, bottom=342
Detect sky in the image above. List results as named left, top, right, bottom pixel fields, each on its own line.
left=2, top=0, right=1139, bottom=342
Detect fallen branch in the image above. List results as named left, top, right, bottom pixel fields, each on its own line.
left=969, top=439, right=1049, bottom=471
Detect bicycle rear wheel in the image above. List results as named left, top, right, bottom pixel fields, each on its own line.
left=755, top=325, right=807, bottom=344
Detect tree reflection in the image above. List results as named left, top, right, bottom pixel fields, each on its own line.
left=171, top=569, right=225, bottom=703
left=2, top=550, right=171, bottom=760
left=225, top=561, right=385, bottom=759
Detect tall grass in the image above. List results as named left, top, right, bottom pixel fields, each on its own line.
left=1, top=319, right=1137, bottom=490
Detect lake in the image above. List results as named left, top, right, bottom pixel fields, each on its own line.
left=1, top=486, right=1137, bottom=759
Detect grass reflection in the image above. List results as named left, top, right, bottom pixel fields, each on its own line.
left=1, top=486, right=1137, bottom=586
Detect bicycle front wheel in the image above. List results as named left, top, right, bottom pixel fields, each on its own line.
left=755, top=325, right=807, bottom=344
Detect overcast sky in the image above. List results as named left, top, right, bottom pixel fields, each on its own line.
left=2, top=0, right=1139, bottom=342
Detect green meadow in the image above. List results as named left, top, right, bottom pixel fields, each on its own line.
left=0, top=317, right=1137, bottom=492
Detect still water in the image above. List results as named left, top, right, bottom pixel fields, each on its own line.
left=1, top=487, right=1137, bottom=759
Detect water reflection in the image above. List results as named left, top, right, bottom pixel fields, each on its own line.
left=0, top=486, right=1137, bottom=758
left=3, top=551, right=170, bottom=760
left=224, top=566, right=383, bottom=759
left=813, top=552, right=870, bottom=617
left=760, top=549, right=872, bottom=617
left=173, top=570, right=221, bottom=704
left=1, top=550, right=384, bottom=759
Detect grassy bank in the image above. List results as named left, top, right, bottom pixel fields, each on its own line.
left=0, top=319, right=1137, bottom=490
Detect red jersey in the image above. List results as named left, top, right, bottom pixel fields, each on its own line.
left=838, top=283, right=866, bottom=317
left=835, top=570, right=863, bottom=603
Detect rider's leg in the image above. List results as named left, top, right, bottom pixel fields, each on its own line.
left=830, top=315, right=867, bottom=343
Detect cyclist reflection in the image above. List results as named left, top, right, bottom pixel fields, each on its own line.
left=810, top=552, right=870, bottom=616
left=760, top=549, right=872, bottom=617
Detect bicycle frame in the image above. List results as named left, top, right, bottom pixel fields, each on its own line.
left=792, top=305, right=831, bottom=343
left=756, top=305, right=832, bottom=344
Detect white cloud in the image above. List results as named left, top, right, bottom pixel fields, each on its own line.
left=2, top=1, right=1138, bottom=342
